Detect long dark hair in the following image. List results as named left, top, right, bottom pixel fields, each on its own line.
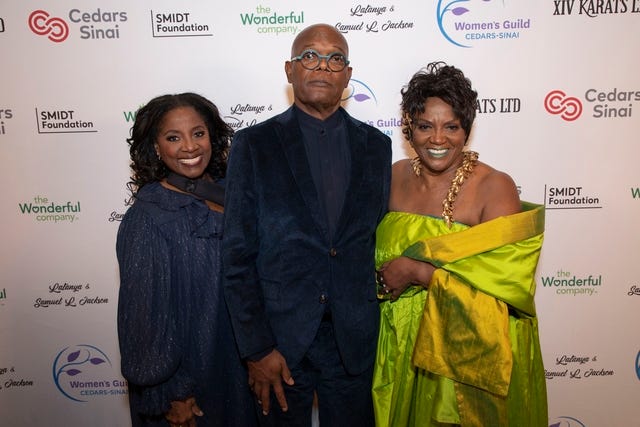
left=126, top=92, right=232, bottom=195
left=401, top=62, right=478, bottom=141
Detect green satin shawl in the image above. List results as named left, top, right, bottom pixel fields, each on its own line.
left=373, top=202, right=548, bottom=427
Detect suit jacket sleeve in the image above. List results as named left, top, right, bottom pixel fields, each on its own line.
left=222, top=128, right=276, bottom=359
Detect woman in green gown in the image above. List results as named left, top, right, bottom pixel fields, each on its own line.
left=372, top=62, right=548, bottom=427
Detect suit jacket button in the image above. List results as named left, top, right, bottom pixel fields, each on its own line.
left=329, top=248, right=337, bottom=257
left=319, top=294, right=328, bottom=304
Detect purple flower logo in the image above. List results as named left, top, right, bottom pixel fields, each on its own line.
left=549, top=416, right=587, bottom=427
left=52, top=344, right=111, bottom=402
left=342, top=79, right=377, bottom=105
left=437, top=0, right=495, bottom=48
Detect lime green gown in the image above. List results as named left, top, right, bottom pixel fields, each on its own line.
left=372, top=203, right=548, bottom=427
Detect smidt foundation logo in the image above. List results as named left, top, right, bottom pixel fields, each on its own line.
left=545, top=88, right=639, bottom=121
left=239, top=5, right=305, bottom=36
left=151, top=10, right=213, bottom=38
left=35, top=108, right=97, bottom=134
left=544, top=184, right=602, bottom=210
left=28, top=8, right=128, bottom=42
left=436, top=0, right=533, bottom=48
left=549, top=416, right=586, bottom=427
left=52, top=345, right=127, bottom=402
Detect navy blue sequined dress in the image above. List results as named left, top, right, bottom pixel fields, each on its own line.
left=117, top=182, right=257, bottom=427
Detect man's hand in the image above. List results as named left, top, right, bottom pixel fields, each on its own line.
left=378, top=256, right=435, bottom=300
left=164, top=396, right=203, bottom=427
left=247, top=349, right=294, bottom=415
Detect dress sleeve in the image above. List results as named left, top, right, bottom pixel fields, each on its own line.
left=116, top=206, right=195, bottom=415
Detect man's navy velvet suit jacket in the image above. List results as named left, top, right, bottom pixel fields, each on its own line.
left=223, top=106, right=391, bottom=375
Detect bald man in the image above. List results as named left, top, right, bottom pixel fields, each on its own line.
left=223, top=24, right=391, bottom=426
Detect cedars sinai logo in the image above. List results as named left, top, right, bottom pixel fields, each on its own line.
left=28, top=10, right=70, bottom=42
left=52, top=345, right=127, bottom=402
left=545, top=88, right=639, bottom=121
left=28, top=8, right=128, bottom=42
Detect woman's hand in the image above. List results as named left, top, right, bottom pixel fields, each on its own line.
left=165, top=396, right=203, bottom=427
left=377, top=257, right=434, bottom=300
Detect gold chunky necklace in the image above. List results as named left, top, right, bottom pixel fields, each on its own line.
left=411, top=150, right=479, bottom=228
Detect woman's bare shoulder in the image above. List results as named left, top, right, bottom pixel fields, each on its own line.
left=473, top=161, right=521, bottom=220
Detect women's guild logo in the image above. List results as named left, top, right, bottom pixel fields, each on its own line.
left=52, top=345, right=127, bottom=402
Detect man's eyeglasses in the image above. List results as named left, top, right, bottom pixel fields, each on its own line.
left=290, top=49, right=350, bottom=72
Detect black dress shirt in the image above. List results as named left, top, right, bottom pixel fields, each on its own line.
left=295, top=106, right=351, bottom=240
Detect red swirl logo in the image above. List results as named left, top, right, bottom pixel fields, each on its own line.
left=28, top=10, right=69, bottom=43
left=544, top=90, right=583, bottom=121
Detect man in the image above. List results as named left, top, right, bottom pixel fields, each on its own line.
left=223, top=23, right=391, bottom=426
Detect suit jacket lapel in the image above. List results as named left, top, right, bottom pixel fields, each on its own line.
left=276, top=108, right=329, bottom=237
left=333, top=113, right=367, bottom=240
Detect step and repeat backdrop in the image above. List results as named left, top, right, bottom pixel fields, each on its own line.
left=1, top=1, right=639, bottom=426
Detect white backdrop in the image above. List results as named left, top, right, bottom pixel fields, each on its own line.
left=1, top=1, right=639, bottom=426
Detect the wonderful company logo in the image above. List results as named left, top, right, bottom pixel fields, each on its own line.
left=239, top=5, right=304, bottom=36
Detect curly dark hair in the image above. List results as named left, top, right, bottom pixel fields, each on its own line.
left=401, top=61, right=478, bottom=141
left=126, top=92, right=232, bottom=195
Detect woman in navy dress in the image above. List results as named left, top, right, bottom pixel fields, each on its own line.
left=117, top=93, right=257, bottom=427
